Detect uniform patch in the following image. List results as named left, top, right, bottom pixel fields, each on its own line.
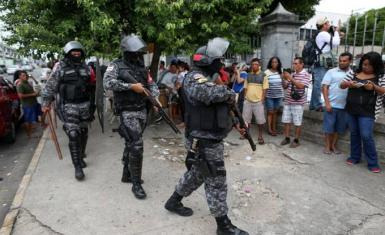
left=193, top=73, right=205, bottom=80
left=197, top=78, right=208, bottom=84
left=106, top=65, right=114, bottom=72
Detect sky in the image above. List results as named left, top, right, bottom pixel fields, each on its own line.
left=315, top=0, right=385, bottom=15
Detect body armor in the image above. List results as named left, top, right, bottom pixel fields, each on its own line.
left=58, top=61, right=91, bottom=103
left=113, top=59, right=149, bottom=113
left=183, top=72, right=233, bottom=137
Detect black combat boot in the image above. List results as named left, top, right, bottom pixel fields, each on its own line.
left=121, top=163, right=131, bottom=182
left=130, top=155, right=146, bottom=199
left=121, top=147, right=131, bottom=183
left=122, top=164, right=144, bottom=183
left=69, top=141, right=85, bottom=181
left=121, top=149, right=144, bottom=183
left=215, top=215, right=249, bottom=235
left=79, top=128, right=88, bottom=168
left=132, top=182, right=146, bottom=199
left=164, top=191, right=193, bottom=216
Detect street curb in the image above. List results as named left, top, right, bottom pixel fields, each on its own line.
left=0, top=129, right=49, bottom=235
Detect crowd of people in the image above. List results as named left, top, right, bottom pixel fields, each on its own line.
left=152, top=17, right=385, bottom=174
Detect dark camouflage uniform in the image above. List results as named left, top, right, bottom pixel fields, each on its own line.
left=42, top=61, right=92, bottom=135
left=103, top=61, right=159, bottom=180
left=175, top=69, right=235, bottom=217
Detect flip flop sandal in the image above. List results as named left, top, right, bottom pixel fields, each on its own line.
left=323, top=149, right=332, bottom=155
left=258, top=137, right=265, bottom=145
left=268, top=131, right=277, bottom=136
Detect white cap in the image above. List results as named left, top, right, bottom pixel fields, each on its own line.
left=316, top=17, right=329, bottom=26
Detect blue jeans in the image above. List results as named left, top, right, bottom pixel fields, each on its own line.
left=265, top=97, right=282, bottom=111
left=347, top=114, right=379, bottom=169
left=310, top=66, right=327, bottom=110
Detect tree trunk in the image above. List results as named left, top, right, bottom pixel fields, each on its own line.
left=150, top=43, right=162, bottom=82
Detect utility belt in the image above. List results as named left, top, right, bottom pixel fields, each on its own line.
left=113, top=104, right=146, bottom=115
left=185, top=138, right=226, bottom=177
left=63, top=97, right=89, bottom=104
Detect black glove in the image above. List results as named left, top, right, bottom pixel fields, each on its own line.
left=227, top=94, right=236, bottom=105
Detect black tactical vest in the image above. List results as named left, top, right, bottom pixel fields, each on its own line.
left=113, top=59, right=148, bottom=113
left=182, top=71, right=233, bottom=137
left=58, top=61, right=91, bottom=103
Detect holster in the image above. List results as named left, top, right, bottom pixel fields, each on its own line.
left=114, top=123, right=130, bottom=141
left=185, top=138, right=225, bottom=178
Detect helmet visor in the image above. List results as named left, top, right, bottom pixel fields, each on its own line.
left=121, top=36, right=147, bottom=52
left=206, top=37, right=229, bottom=58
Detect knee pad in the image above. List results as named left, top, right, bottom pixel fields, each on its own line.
left=80, top=127, right=88, bottom=135
left=130, top=142, right=143, bottom=156
left=67, top=130, right=80, bottom=141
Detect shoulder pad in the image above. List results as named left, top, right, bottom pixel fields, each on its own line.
left=193, top=73, right=209, bottom=84
left=106, top=64, right=115, bottom=72
left=193, top=73, right=205, bottom=80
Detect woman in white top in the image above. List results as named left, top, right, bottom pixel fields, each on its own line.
left=264, top=57, right=284, bottom=136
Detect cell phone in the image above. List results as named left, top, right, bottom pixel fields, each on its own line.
left=354, top=80, right=368, bottom=87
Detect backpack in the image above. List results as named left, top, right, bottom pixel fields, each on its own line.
left=302, top=32, right=327, bottom=66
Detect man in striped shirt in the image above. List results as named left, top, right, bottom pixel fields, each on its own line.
left=281, top=57, right=311, bottom=148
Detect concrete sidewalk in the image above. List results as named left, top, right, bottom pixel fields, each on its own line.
left=3, top=119, right=385, bottom=235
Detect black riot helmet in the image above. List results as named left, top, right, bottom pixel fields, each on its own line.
left=121, top=34, right=147, bottom=64
left=120, top=34, right=147, bottom=53
left=193, top=37, right=229, bottom=67
left=63, top=41, right=85, bottom=57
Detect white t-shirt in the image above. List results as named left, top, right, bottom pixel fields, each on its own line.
left=315, top=31, right=340, bottom=54
left=160, top=71, right=178, bottom=89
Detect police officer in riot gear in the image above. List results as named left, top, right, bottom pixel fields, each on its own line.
left=164, top=38, right=249, bottom=235
left=41, top=41, right=95, bottom=181
left=103, top=34, right=159, bottom=199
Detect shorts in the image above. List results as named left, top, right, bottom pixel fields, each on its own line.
left=281, top=104, right=304, bottom=126
left=242, top=100, right=266, bottom=124
left=323, top=108, right=347, bottom=134
left=23, top=105, right=38, bottom=123
left=265, top=97, right=282, bottom=111
left=168, top=92, right=180, bottom=105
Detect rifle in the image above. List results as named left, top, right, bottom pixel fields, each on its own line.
left=230, top=103, right=256, bottom=151
left=120, top=73, right=181, bottom=134
left=143, top=88, right=181, bottom=134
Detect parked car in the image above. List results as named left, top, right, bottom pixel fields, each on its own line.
left=0, top=76, right=22, bottom=143
left=6, top=64, right=21, bottom=75
left=22, top=64, right=33, bottom=72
